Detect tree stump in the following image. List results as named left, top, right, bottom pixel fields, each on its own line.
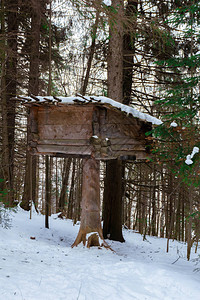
left=71, top=157, right=108, bottom=248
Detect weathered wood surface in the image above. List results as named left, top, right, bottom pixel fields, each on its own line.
left=38, top=124, right=92, bottom=140
left=30, top=107, right=38, bottom=133
left=38, top=105, right=93, bottom=125
left=37, top=145, right=92, bottom=155
left=28, top=103, right=151, bottom=160
left=36, top=139, right=90, bottom=146
left=72, top=158, right=103, bottom=247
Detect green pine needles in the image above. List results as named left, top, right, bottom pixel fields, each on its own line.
left=151, top=1, right=200, bottom=187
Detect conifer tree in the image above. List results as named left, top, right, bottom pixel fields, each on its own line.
left=153, top=1, right=200, bottom=187
left=152, top=1, right=200, bottom=259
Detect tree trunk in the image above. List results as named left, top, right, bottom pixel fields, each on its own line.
left=1, top=0, right=18, bottom=205
left=73, top=159, right=82, bottom=224
left=123, top=0, right=138, bottom=105
left=187, top=187, right=193, bottom=260
left=58, top=158, right=72, bottom=212
left=0, top=0, right=10, bottom=201
left=103, top=160, right=125, bottom=242
left=5, top=0, right=18, bottom=187
left=151, top=165, right=157, bottom=236
left=45, top=155, right=50, bottom=229
left=67, top=158, right=76, bottom=219
left=103, top=0, right=125, bottom=242
left=72, top=158, right=105, bottom=247
left=107, top=0, right=124, bottom=101
left=81, top=10, right=99, bottom=96
left=21, top=0, right=41, bottom=211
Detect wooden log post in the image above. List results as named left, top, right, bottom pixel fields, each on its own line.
left=72, top=157, right=106, bottom=248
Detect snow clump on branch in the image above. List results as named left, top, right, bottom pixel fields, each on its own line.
left=103, top=0, right=112, bottom=6
left=185, top=147, right=199, bottom=165
left=170, top=121, right=178, bottom=127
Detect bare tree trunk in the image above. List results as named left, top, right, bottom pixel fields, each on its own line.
left=138, top=163, right=142, bottom=234
left=72, top=158, right=105, bottom=247
left=0, top=0, right=10, bottom=201
left=55, top=159, right=59, bottom=210
left=58, top=158, right=72, bottom=212
left=107, top=1, right=124, bottom=101
left=151, top=165, right=157, bottom=236
left=103, top=160, right=124, bottom=242
left=5, top=0, right=18, bottom=199
left=45, top=155, right=50, bottom=229
left=187, top=187, right=193, bottom=260
left=21, top=0, right=42, bottom=211
left=48, top=0, right=52, bottom=95
left=123, top=0, right=138, bottom=105
left=103, top=0, right=125, bottom=242
left=67, top=159, right=76, bottom=219
left=45, top=0, right=52, bottom=226
left=74, top=159, right=82, bottom=224
left=1, top=0, right=18, bottom=205
left=81, top=10, right=99, bottom=95
left=182, top=190, right=185, bottom=242
left=160, top=169, right=165, bottom=238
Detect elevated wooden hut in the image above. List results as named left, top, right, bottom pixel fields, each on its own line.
left=19, top=95, right=162, bottom=247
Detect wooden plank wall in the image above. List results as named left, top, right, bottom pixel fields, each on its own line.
left=29, top=105, right=93, bottom=157
left=29, top=104, right=151, bottom=160
left=91, top=106, right=151, bottom=160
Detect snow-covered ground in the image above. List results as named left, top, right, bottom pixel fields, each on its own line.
left=0, top=207, right=199, bottom=300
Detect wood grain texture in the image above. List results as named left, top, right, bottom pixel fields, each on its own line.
left=28, top=103, right=151, bottom=160
left=72, top=158, right=104, bottom=247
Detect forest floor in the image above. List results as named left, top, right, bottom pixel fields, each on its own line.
left=0, top=207, right=200, bottom=300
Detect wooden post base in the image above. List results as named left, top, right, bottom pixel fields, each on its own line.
left=71, top=157, right=110, bottom=249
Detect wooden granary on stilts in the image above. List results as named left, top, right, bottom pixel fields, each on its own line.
left=19, top=95, right=162, bottom=248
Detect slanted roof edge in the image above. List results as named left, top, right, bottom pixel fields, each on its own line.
left=17, top=95, right=163, bottom=126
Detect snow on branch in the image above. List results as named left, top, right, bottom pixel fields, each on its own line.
left=103, top=0, right=112, bottom=6
left=185, top=147, right=199, bottom=165
left=170, top=121, right=178, bottom=127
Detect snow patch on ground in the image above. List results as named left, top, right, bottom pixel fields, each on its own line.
left=0, top=207, right=199, bottom=300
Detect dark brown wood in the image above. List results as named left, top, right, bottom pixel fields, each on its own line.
left=1, top=0, right=18, bottom=205
left=123, top=1, right=138, bottom=105
left=45, top=155, right=50, bottom=229
left=103, top=159, right=125, bottom=242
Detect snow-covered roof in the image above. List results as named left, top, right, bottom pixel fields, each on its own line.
left=18, top=95, right=163, bottom=125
